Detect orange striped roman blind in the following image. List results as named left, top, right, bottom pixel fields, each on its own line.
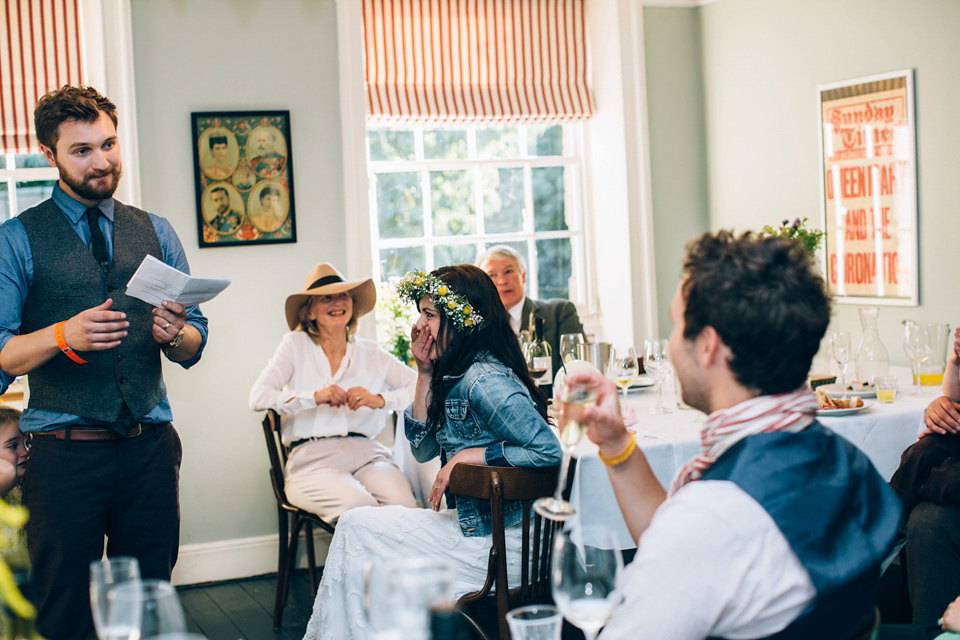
left=363, top=0, right=593, bottom=126
left=0, top=0, right=84, bottom=153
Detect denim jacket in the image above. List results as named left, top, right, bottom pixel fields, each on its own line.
left=404, top=354, right=562, bottom=537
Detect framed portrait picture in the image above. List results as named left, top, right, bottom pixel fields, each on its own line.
left=191, top=110, right=297, bottom=248
left=817, top=69, right=918, bottom=305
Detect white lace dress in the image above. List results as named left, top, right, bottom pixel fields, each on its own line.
left=303, top=504, right=523, bottom=640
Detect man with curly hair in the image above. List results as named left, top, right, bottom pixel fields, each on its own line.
left=571, top=231, right=901, bottom=640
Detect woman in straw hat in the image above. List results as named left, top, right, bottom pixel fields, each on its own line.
left=249, top=264, right=416, bottom=523
left=304, top=265, right=562, bottom=639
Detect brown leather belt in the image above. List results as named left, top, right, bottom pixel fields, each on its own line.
left=32, top=423, right=154, bottom=442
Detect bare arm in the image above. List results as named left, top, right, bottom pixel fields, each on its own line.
left=571, top=370, right=667, bottom=541
left=409, top=323, right=434, bottom=423
left=0, top=299, right=128, bottom=376
left=152, top=301, right=202, bottom=362
left=942, top=327, right=960, bottom=401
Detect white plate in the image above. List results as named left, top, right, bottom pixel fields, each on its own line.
left=818, top=383, right=878, bottom=399
left=816, top=400, right=874, bottom=417
left=628, top=375, right=656, bottom=390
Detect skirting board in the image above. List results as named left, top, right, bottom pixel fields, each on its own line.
left=170, top=532, right=332, bottom=586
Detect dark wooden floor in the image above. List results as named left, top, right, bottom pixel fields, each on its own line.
left=178, top=572, right=316, bottom=640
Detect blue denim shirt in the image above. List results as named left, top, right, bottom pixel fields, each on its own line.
left=404, top=354, right=562, bottom=537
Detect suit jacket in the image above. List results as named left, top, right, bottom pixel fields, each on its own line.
left=519, top=297, right=584, bottom=377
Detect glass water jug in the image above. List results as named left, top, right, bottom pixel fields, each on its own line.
left=855, top=307, right=889, bottom=385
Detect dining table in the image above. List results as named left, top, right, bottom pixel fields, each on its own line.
left=571, top=365, right=940, bottom=549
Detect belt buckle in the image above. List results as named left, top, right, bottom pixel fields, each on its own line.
left=125, top=424, right=143, bottom=438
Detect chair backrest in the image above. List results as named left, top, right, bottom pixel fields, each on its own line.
left=261, top=409, right=295, bottom=512
left=448, top=462, right=568, bottom=640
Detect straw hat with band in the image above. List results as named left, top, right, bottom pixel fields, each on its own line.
left=284, top=263, right=376, bottom=331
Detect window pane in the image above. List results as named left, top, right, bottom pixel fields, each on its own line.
left=375, top=172, right=423, bottom=239
left=15, top=180, right=56, bottom=214
left=0, top=155, right=6, bottom=169
left=484, top=240, right=529, bottom=272
left=532, top=167, right=566, bottom=232
left=368, top=129, right=415, bottom=161
left=0, top=183, right=8, bottom=220
left=482, top=168, right=524, bottom=234
left=477, top=127, right=519, bottom=159
left=380, top=246, right=426, bottom=281
left=434, top=243, right=477, bottom=268
left=423, top=130, right=467, bottom=160
left=535, top=238, right=572, bottom=299
left=528, top=125, right=562, bottom=156
left=14, top=153, right=48, bottom=168
left=430, top=170, right=475, bottom=236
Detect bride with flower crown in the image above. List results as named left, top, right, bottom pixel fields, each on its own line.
left=303, top=264, right=562, bottom=639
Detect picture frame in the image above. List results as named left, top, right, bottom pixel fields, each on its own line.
left=817, top=69, right=918, bottom=305
left=191, top=110, right=297, bottom=248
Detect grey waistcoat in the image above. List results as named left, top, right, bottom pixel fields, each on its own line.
left=19, top=198, right=166, bottom=422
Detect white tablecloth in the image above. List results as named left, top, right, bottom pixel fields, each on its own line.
left=572, top=366, right=939, bottom=549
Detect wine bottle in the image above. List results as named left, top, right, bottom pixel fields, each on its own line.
left=527, top=317, right=553, bottom=398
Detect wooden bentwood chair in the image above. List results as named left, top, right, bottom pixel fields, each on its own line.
left=260, top=409, right=336, bottom=628
left=448, top=461, right=573, bottom=640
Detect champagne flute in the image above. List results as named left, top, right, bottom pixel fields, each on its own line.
left=534, top=379, right=598, bottom=521
left=903, top=322, right=932, bottom=396
left=559, top=333, right=585, bottom=366
left=108, top=580, right=187, bottom=639
left=643, top=340, right=672, bottom=414
left=90, top=557, right=141, bottom=640
left=552, top=526, right=623, bottom=640
left=607, top=347, right=638, bottom=402
left=831, top=331, right=851, bottom=398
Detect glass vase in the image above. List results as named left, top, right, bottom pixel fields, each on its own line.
left=855, top=307, right=889, bottom=385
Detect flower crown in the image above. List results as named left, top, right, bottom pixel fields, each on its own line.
left=396, top=270, right=485, bottom=333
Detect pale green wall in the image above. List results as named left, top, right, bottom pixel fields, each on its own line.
left=130, top=0, right=345, bottom=545
left=643, top=6, right=709, bottom=335
left=647, top=0, right=960, bottom=365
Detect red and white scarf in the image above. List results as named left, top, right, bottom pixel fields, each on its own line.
left=668, top=387, right=818, bottom=496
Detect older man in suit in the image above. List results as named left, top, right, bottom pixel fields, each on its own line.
left=477, top=245, right=583, bottom=377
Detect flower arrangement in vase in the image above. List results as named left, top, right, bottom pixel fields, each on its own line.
left=761, top=217, right=825, bottom=257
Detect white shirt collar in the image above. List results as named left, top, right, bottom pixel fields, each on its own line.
left=507, top=297, right=526, bottom=335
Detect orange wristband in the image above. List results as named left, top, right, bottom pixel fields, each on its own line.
left=54, top=321, right=87, bottom=364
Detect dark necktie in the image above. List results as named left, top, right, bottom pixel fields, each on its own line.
left=84, top=207, right=110, bottom=272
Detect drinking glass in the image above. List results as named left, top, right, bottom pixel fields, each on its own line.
left=830, top=331, right=851, bottom=398
left=363, top=557, right=456, bottom=640
left=559, top=333, right=585, bottom=366
left=90, top=557, right=141, bottom=640
left=903, top=323, right=933, bottom=395
left=506, top=604, right=563, bottom=640
left=552, top=527, right=623, bottom=640
left=534, top=379, right=598, bottom=521
left=107, top=580, right=187, bottom=639
left=607, top=347, right=638, bottom=402
left=642, top=339, right=672, bottom=414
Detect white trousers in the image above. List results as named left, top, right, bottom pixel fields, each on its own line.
left=284, top=437, right=416, bottom=523
left=303, top=505, right=524, bottom=640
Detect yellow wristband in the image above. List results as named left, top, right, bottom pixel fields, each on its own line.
left=599, top=432, right=636, bottom=466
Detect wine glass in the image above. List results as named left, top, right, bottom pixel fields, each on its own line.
left=506, top=604, right=563, bottom=640
left=107, top=580, right=187, bottom=639
left=552, top=526, right=623, bottom=640
left=903, top=322, right=932, bottom=396
left=363, top=557, right=455, bottom=640
left=90, top=557, right=141, bottom=640
left=607, top=347, right=638, bottom=403
left=830, top=331, right=851, bottom=398
left=534, top=379, right=598, bottom=521
left=559, top=333, right=585, bottom=366
left=642, top=339, right=672, bottom=414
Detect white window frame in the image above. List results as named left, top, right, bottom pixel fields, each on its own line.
left=0, top=154, right=58, bottom=221
left=366, top=124, right=589, bottom=305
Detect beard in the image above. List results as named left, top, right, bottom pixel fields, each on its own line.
left=58, top=161, right=123, bottom=201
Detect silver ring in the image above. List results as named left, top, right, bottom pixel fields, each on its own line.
left=165, top=321, right=170, bottom=329
left=356, top=396, right=361, bottom=402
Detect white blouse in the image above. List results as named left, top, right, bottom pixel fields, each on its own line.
left=249, top=332, right=417, bottom=445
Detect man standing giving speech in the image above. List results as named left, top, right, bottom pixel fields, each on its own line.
left=570, top=231, right=900, bottom=640
left=0, top=86, right=208, bottom=639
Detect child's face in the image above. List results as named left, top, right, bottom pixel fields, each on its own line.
left=0, top=421, right=27, bottom=480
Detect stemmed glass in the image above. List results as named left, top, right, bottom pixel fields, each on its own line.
left=643, top=339, right=672, bottom=414
left=106, top=579, right=187, bottom=639
left=552, top=526, right=623, bottom=640
left=363, top=557, right=455, bottom=640
left=607, top=347, right=638, bottom=402
left=559, top=333, right=585, bottom=366
left=534, top=379, right=598, bottom=521
left=830, top=331, right=851, bottom=399
left=90, top=557, right=141, bottom=640
left=903, top=322, right=933, bottom=396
